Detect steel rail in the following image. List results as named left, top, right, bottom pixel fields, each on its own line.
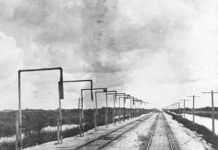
left=143, top=112, right=180, bottom=150
left=145, top=113, right=159, bottom=150
left=165, top=125, right=174, bottom=150
left=162, top=113, right=181, bottom=150
left=73, top=113, right=153, bottom=150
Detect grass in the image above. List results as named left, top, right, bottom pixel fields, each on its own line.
left=165, top=111, right=218, bottom=150
left=0, top=108, right=154, bottom=150
left=137, top=134, right=148, bottom=141
left=0, top=142, right=15, bottom=150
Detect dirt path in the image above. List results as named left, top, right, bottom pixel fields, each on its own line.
left=164, top=113, right=215, bottom=150
left=104, top=112, right=214, bottom=150
left=148, top=114, right=171, bottom=150
left=103, top=113, right=158, bottom=150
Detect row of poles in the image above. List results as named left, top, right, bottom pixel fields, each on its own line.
left=16, top=67, right=148, bottom=150
left=163, top=90, right=217, bottom=136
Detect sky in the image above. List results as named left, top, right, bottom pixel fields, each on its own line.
left=0, top=0, right=218, bottom=110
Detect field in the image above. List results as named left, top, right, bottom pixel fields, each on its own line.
left=0, top=108, right=154, bottom=150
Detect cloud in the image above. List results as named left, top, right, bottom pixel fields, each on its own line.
left=121, top=0, right=218, bottom=108
left=0, top=31, right=23, bottom=78
left=0, top=0, right=218, bottom=109
left=0, top=31, right=23, bottom=109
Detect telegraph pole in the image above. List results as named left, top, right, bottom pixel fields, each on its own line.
left=177, top=102, right=181, bottom=114
left=180, top=99, right=189, bottom=117
left=187, top=95, right=200, bottom=124
left=202, top=90, right=218, bottom=135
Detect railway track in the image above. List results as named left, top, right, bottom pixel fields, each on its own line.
left=163, top=113, right=181, bottom=150
left=69, top=113, right=154, bottom=150
left=140, top=112, right=181, bottom=150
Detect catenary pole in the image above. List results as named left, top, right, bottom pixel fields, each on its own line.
left=17, top=67, right=64, bottom=150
